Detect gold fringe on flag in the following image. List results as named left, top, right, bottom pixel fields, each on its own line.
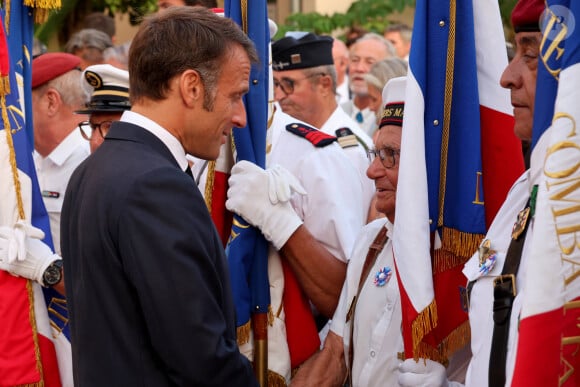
left=204, top=160, right=216, bottom=213
left=266, top=369, right=287, bottom=387
left=22, top=0, right=62, bottom=24
left=411, top=319, right=471, bottom=365
left=236, top=320, right=251, bottom=346
left=441, top=227, right=484, bottom=259
left=236, top=305, right=275, bottom=346
left=267, top=304, right=274, bottom=327
left=437, top=319, right=471, bottom=363
left=26, top=280, right=45, bottom=385
left=432, top=227, right=484, bottom=274
left=412, top=299, right=438, bottom=361
left=0, top=75, right=9, bottom=96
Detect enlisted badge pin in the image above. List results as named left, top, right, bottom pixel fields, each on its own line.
left=511, top=206, right=530, bottom=240
left=374, top=266, right=392, bottom=287
left=478, top=239, right=497, bottom=276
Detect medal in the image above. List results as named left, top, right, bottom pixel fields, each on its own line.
left=478, top=239, right=497, bottom=276
left=511, top=206, right=530, bottom=240
left=374, top=266, right=392, bottom=287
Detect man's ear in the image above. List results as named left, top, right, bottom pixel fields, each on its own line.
left=180, top=69, right=203, bottom=108
left=45, top=88, right=62, bottom=117
left=320, top=74, right=333, bottom=96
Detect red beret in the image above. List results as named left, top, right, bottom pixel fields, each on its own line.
left=511, top=0, right=545, bottom=33
left=32, top=53, right=81, bottom=88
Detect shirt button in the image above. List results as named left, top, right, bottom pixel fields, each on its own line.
left=370, top=350, right=376, bottom=358
left=387, top=303, right=393, bottom=310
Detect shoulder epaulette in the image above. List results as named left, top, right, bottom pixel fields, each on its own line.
left=335, top=127, right=359, bottom=149
left=286, top=123, right=336, bottom=147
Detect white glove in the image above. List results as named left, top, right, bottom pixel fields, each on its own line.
left=226, top=160, right=306, bottom=250
left=0, top=224, right=60, bottom=286
left=398, top=358, right=448, bottom=387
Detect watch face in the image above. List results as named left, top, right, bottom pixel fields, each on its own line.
left=43, top=261, right=63, bottom=286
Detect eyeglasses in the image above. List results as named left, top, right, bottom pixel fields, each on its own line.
left=78, top=120, right=113, bottom=141
left=273, top=73, right=326, bottom=95
left=367, top=146, right=400, bottom=169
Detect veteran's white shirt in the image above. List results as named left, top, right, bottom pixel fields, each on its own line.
left=320, top=107, right=374, bottom=218
left=331, top=218, right=403, bottom=387
left=34, top=129, right=89, bottom=255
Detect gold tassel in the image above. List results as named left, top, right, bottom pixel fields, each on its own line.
left=0, top=76, right=10, bottom=96
left=26, top=280, right=45, bottom=385
left=441, top=227, right=485, bottom=259
left=437, top=320, right=471, bottom=361
left=236, top=320, right=251, bottom=346
left=411, top=299, right=438, bottom=360
left=267, top=305, right=274, bottom=327
left=267, top=370, right=287, bottom=387
left=204, top=161, right=216, bottom=213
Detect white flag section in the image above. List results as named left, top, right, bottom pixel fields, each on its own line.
left=393, top=0, right=520, bottom=361
left=512, top=62, right=580, bottom=387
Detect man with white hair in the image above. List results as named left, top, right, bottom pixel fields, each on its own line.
left=341, top=33, right=395, bottom=137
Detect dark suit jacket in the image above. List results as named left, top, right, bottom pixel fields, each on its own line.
left=61, top=121, right=257, bottom=386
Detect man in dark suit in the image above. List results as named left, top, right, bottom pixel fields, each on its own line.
left=61, top=7, right=258, bottom=386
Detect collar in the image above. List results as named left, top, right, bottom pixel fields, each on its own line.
left=44, top=129, right=87, bottom=167
left=120, top=111, right=188, bottom=172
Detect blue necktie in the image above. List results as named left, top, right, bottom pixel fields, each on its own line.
left=355, top=111, right=363, bottom=123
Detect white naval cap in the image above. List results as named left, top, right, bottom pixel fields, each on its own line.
left=76, top=64, right=130, bottom=114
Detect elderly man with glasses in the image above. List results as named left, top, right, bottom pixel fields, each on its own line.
left=76, top=64, right=131, bottom=153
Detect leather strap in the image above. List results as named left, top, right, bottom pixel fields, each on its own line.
left=489, top=185, right=537, bottom=386
left=347, top=226, right=389, bottom=385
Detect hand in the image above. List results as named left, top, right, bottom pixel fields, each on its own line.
left=226, top=161, right=306, bottom=250
left=398, top=358, right=448, bottom=387
left=0, top=224, right=60, bottom=286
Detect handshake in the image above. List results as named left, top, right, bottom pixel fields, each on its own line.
left=226, top=161, right=306, bottom=250
left=0, top=221, right=61, bottom=287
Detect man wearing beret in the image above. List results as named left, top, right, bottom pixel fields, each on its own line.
left=271, top=33, right=375, bottom=219
left=75, top=64, right=131, bottom=153
left=0, top=53, right=90, bottom=297
left=0, top=51, right=88, bottom=387
left=397, top=0, right=547, bottom=385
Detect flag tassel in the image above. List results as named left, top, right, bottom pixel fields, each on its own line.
left=412, top=300, right=438, bottom=360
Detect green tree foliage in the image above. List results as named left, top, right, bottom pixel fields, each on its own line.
left=275, top=0, right=518, bottom=41
left=35, top=0, right=157, bottom=46
left=275, top=0, right=414, bottom=39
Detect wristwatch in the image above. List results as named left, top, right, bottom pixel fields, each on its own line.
left=43, top=259, right=63, bottom=287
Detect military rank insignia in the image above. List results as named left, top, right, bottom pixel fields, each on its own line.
left=335, top=127, right=359, bottom=148
left=286, top=123, right=336, bottom=147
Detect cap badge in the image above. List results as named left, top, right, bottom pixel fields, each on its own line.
left=290, top=53, right=302, bottom=65
left=85, top=71, right=103, bottom=89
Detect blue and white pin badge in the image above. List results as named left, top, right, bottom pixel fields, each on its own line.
left=477, top=239, right=497, bottom=276
left=374, top=266, right=392, bottom=287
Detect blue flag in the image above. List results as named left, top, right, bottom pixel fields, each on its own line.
left=2, top=0, right=70, bottom=340
left=224, top=0, right=271, bottom=336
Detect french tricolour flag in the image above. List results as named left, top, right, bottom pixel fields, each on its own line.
left=1, top=3, right=70, bottom=385
left=393, top=0, right=524, bottom=361
left=512, top=1, right=580, bottom=385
